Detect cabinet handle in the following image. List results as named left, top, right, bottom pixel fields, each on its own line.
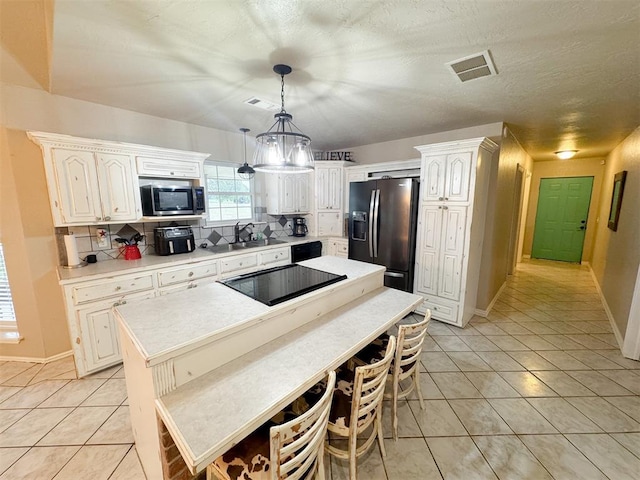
left=170, top=172, right=175, bottom=175
left=104, top=216, right=111, bottom=221
left=96, top=216, right=101, bottom=221
left=444, top=197, right=449, bottom=201
left=438, top=197, right=444, bottom=201
left=113, top=299, right=127, bottom=307
left=115, top=286, right=122, bottom=291
left=188, top=272, right=194, bottom=277
left=443, top=206, right=449, bottom=210
left=438, top=206, right=442, bottom=209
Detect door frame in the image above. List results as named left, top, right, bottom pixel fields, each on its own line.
left=516, top=168, right=532, bottom=266
left=507, top=164, right=527, bottom=274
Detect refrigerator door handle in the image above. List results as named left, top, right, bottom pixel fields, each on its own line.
left=368, top=190, right=375, bottom=257
left=373, top=189, right=380, bottom=257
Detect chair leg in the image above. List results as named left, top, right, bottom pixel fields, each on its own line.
left=415, top=371, right=425, bottom=410
left=349, top=431, right=358, bottom=480
left=317, top=441, right=326, bottom=480
left=376, top=414, right=387, bottom=457
left=392, top=377, right=399, bottom=441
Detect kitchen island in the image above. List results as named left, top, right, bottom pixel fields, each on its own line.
left=114, top=256, right=422, bottom=479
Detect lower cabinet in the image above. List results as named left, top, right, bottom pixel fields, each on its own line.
left=63, top=247, right=295, bottom=376
left=328, top=238, right=349, bottom=258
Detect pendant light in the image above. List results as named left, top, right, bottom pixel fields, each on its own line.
left=237, top=128, right=255, bottom=179
left=253, top=64, right=314, bottom=173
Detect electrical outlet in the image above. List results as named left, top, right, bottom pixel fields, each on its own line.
left=95, top=228, right=109, bottom=248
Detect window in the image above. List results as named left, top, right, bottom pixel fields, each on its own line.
left=0, top=243, right=16, bottom=325
left=203, top=163, right=254, bottom=224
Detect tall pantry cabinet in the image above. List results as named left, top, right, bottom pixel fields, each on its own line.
left=413, top=138, right=498, bottom=327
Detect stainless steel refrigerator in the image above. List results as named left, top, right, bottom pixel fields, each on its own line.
left=348, top=178, right=419, bottom=292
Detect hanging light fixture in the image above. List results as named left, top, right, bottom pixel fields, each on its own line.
left=237, top=128, right=255, bottom=179
left=253, top=64, right=314, bottom=173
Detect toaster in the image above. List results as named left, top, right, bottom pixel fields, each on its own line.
left=154, top=226, right=195, bottom=256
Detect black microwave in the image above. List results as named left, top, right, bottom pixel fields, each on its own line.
left=140, top=185, right=205, bottom=216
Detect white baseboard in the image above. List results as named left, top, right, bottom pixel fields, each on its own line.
left=475, top=281, right=507, bottom=317
left=0, top=349, right=73, bottom=364
left=588, top=267, right=624, bottom=349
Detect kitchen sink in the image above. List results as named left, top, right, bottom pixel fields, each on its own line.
left=206, top=238, right=288, bottom=254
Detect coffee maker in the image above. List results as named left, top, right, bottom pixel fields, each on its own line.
left=292, top=217, right=308, bottom=237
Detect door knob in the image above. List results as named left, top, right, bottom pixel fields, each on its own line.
left=579, top=226, right=586, bottom=230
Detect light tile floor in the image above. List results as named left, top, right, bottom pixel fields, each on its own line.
left=1, top=259, right=639, bottom=479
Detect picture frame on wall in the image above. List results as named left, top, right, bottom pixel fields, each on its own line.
left=607, top=170, right=628, bottom=231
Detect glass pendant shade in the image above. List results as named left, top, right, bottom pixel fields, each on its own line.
left=253, top=65, right=314, bottom=173
left=237, top=127, right=255, bottom=179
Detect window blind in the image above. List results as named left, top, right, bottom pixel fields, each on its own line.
left=0, top=244, right=16, bottom=322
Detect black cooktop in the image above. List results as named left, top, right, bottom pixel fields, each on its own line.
left=220, top=264, right=347, bottom=306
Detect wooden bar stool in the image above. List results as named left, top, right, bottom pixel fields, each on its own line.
left=326, top=336, right=396, bottom=480
left=354, top=311, right=431, bottom=440
left=207, top=370, right=336, bottom=480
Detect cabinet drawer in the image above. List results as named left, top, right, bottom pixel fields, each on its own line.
left=332, top=240, right=348, bottom=255
left=421, top=297, right=459, bottom=324
left=158, top=278, right=211, bottom=296
left=157, top=261, right=218, bottom=287
left=136, top=156, right=202, bottom=178
left=259, top=247, right=290, bottom=266
left=71, top=274, right=155, bottom=305
left=220, top=253, right=258, bottom=275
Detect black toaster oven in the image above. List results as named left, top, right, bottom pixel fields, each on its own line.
left=154, top=226, right=195, bottom=256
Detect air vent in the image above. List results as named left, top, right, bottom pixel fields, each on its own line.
left=243, top=97, right=280, bottom=111
left=447, top=50, right=497, bottom=82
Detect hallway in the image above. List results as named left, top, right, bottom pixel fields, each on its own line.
left=0, top=259, right=638, bottom=479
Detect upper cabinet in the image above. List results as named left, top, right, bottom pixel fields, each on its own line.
left=421, top=152, right=472, bottom=203
left=28, top=132, right=210, bottom=226
left=264, top=172, right=311, bottom=215
left=315, top=162, right=343, bottom=210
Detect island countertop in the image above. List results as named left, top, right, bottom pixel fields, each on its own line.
left=114, top=256, right=385, bottom=366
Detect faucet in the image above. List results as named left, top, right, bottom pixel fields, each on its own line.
left=234, top=222, right=254, bottom=243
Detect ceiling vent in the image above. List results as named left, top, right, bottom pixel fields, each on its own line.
left=447, top=50, right=497, bottom=82
left=243, top=96, right=280, bottom=111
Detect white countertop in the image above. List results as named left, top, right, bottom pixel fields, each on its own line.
left=58, top=235, right=325, bottom=284
left=156, top=286, right=423, bottom=473
left=115, top=256, right=384, bottom=363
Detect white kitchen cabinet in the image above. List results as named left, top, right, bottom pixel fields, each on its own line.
left=64, top=274, right=157, bottom=376
left=328, top=237, right=349, bottom=258
left=156, top=260, right=219, bottom=295
left=28, top=131, right=210, bottom=226
left=315, top=162, right=343, bottom=210
left=48, top=148, right=139, bottom=225
left=220, top=252, right=260, bottom=278
left=136, top=156, right=202, bottom=179
left=258, top=246, right=290, bottom=267
left=413, top=138, right=498, bottom=327
left=264, top=173, right=311, bottom=215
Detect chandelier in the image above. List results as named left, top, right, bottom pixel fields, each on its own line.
left=253, top=64, right=314, bottom=173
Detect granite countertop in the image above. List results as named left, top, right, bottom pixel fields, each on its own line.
left=114, top=256, right=385, bottom=363
left=58, top=235, right=325, bottom=284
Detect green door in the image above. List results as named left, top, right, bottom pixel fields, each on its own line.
left=531, top=176, right=593, bottom=263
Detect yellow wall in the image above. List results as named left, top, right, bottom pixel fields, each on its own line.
left=476, top=126, right=533, bottom=309
left=591, top=127, right=640, bottom=337
left=523, top=157, right=605, bottom=263
left=0, top=126, right=70, bottom=359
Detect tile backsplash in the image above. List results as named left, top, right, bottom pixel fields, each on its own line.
left=55, top=215, right=300, bottom=265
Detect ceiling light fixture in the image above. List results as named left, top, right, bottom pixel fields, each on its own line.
left=237, top=127, right=255, bottom=180
left=555, top=150, right=578, bottom=160
left=253, top=64, right=314, bottom=173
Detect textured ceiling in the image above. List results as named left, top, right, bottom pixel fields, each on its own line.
left=20, top=1, right=640, bottom=159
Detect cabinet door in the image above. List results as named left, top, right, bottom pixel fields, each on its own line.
left=421, top=155, right=446, bottom=203
left=415, top=205, right=441, bottom=295
left=136, top=156, right=202, bottom=179
left=296, top=173, right=311, bottom=213
left=281, top=175, right=297, bottom=213
left=315, top=167, right=329, bottom=210
left=444, top=152, right=472, bottom=202
left=52, top=149, right=102, bottom=224
left=328, top=167, right=342, bottom=209
left=96, top=153, right=139, bottom=222
left=438, top=206, right=467, bottom=300
left=77, top=306, right=122, bottom=373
